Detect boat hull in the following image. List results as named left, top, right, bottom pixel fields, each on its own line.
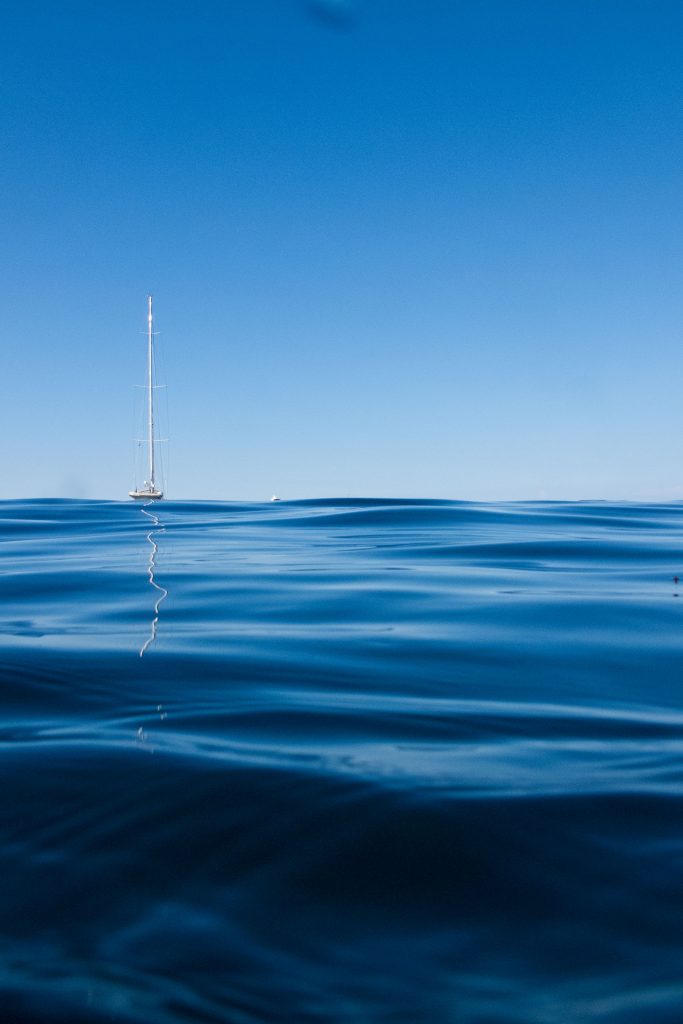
left=129, top=491, right=163, bottom=500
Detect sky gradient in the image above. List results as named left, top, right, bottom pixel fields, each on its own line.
left=2, top=0, right=683, bottom=500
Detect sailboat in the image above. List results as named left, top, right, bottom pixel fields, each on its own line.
left=130, top=295, right=164, bottom=500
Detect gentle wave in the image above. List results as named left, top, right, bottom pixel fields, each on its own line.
left=1, top=499, right=683, bottom=1022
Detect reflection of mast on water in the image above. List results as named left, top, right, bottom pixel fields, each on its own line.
left=139, top=502, right=168, bottom=657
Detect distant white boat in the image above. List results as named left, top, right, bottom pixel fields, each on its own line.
left=130, top=296, right=164, bottom=500
left=270, top=495, right=281, bottom=502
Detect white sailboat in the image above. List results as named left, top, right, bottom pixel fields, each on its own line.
left=130, top=295, right=164, bottom=500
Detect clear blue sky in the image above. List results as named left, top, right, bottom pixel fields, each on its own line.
left=2, top=0, right=682, bottom=500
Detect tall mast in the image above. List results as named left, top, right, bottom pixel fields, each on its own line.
left=147, top=294, right=155, bottom=488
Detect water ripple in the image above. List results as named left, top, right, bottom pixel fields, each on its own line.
left=1, top=498, right=683, bottom=1022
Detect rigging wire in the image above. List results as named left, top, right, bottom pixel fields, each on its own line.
left=151, top=306, right=170, bottom=498
left=129, top=298, right=170, bottom=495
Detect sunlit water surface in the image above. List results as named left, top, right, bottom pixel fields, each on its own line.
left=2, top=498, right=683, bottom=1023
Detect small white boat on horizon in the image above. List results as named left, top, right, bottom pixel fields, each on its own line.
left=130, top=295, right=164, bottom=501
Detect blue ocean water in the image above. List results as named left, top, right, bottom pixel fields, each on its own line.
left=1, top=498, right=683, bottom=1023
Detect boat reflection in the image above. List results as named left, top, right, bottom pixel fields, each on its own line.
left=139, top=502, right=168, bottom=656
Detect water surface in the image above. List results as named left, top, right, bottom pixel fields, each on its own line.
left=1, top=498, right=682, bottom=1022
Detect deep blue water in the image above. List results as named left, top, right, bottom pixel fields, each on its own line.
left=2, top=498, right=683, bottom=1023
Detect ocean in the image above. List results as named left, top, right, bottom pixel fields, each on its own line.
left=1, top=498, right=682, bottom=1023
